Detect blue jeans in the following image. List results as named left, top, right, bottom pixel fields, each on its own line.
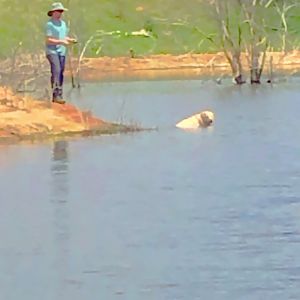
left=46, top=54, right=66, bottom=100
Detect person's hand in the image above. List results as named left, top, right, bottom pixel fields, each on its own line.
left=68, top=38, right=78, bottom=44
left=61, top=39, right=70, bottom=46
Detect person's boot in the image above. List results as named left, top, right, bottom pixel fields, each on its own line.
left=52, top=98, right=66, bottom=104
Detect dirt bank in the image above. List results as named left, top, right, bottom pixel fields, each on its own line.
left=77, top=51, right=300, bottom=81
left=0, top=87, right=140, bottom=144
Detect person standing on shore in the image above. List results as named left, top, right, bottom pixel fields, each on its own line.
left=45, top=2, right=77, bottom=104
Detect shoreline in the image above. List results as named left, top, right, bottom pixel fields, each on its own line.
left=0, top=89, right=143, bottom=145
left=0, top=122, right=144, bottom=145
left=1, top=51, right=300, bottom=144
left=76, top=51, right=300, bottom=81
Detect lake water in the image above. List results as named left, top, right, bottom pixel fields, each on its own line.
left=1, top=77, right=300, bottom=299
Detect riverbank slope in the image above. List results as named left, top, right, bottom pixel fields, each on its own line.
left=0, top=87, right=138, bottom=144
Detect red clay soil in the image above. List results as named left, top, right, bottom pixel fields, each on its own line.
left=0, top=87, right=132, bottom=143
left=52, top=102, right=105, bottom=127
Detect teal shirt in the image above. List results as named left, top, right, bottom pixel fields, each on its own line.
left=45, top=19, right=68, bottom=56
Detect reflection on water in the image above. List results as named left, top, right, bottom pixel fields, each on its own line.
left=51, top=141, right=71, bottom=300
left=1, top=79, right=300, bottom=299
left=51, top=140, right=69, bottom=201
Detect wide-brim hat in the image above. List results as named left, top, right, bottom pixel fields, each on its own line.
left=47, top=2, right=68, bottom=16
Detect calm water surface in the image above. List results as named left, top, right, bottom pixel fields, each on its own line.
left=1, top=78, right=300, bottom=299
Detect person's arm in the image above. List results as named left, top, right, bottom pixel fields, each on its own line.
left=65, top=24, right=77, bottom=43
left=46, top=36, right=69, bottom=46
left=66, top=36, right=77, bottom=43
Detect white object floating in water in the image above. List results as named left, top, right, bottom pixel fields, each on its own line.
left=176, top=110, right=214, bottom=129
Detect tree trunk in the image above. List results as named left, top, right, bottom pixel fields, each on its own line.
left=232, top=52, right=246, bottom=84
left=250, top=50, right=261, bottom=84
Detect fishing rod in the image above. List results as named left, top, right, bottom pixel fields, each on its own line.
left=65, top=0, right=81, bottom=89
left=68, top=41, right=76, bottom=88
